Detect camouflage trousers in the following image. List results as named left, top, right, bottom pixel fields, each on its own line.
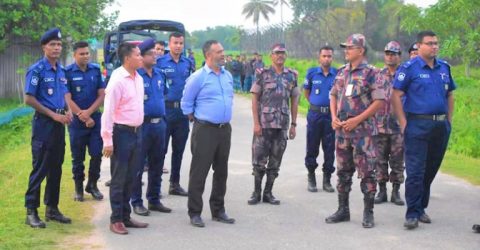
left=336, top=136, right=377, bottom=195
left=252, top=129, right=288, bottom=178
left=374, top=133, right=405, bottom=184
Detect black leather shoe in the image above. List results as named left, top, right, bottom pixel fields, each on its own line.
left=45, top=206, right=72, bottom=224
left=169, top=183, right=188, bottom=196
left=190, top=215, right=205, bottom=228
left=85, top=179, right=104, bottom=200
left=26, top=209, right=46, bottom=228
left=419, top=213, right=432, bottom=223
left=473, top=224, right=480, bottom=233
left=212, top=212, right=235, bottom=224
left=133, top=205, right=150, bottom=216
left=105, top=180, right=111, bottom=187
left=404, top=218, right=419, bottom=229
left=148, top=203, right=172, bottom=213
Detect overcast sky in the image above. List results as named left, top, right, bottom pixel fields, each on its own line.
left=105, top=0, right=438, bottom=32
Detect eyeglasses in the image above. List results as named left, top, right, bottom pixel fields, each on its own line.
left=422, top=42, right=439, bottom=47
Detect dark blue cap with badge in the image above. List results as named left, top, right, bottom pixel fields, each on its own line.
left=138, top=38, right=156, bottom=55
left=40, top=28, right=62, bottom=45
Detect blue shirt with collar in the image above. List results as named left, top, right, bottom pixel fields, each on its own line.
left=156, top=53, right=194, bottom=101
left=65, top=62, right=105, bottom=110
left=181, top=65, right=234, bottom=124
left=303, top=66, right=337, bottom=107
left=138, top=67, right=167, bottom=117
left=25, top=57, right=68, bottom=110
left=393, top=56, right=456, bottom=115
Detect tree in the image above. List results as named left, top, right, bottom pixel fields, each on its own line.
left=0, top=0, right=118, bottom=52
left=242, top=0, right=276, bottom=47
left=273, top=0, right=290, bottom=42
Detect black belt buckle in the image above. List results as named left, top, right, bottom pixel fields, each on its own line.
left=55, top=109, right=66, bottom=115
left=144, top=116, right=163, bottom=124
left=166, top=101, right=180, bottom=109
left=432, top=114, right=447, bottom=121
left=115, top=124, right=140, bottom=133
left=218, top=123, right=226, bottom=128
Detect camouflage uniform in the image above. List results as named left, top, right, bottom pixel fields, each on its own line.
left=331, top=61, right=384, bottom=195
left=251, top=66, right=300, bottom=178
left=374, top=67, right=405, bottom=184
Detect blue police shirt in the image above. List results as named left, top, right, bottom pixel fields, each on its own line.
left=156, top=53, right=194, bottom=101
left=181, top=65, right=234, bottom=124
left=65, top=63, right=105, bottom=110
left=393, top=56, right=456, bottom=115
left=25, top=57, right=68, bottom=110
left=138, top=68, right=167, bottom=117
left=303, top=66, right=337, bottom=107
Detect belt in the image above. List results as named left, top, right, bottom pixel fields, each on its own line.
left=165, top=101, right=181, bottom=109
left=408, top=113, right=447, bottom=121
left=35, top=108, right=66, bottom=119
left=309, top=105, right=330, bottom=113
left=114, top=123, right=141, bottom=133
left=144, top=116, right=164, bottom=124
left=195, top=119, right=229, bottom=128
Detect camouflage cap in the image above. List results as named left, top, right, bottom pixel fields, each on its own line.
left=340, top=34, right=366, bottom=48
left=271, top=43, right=287, bottom=53
left=384, top=41, right=401, bottom=54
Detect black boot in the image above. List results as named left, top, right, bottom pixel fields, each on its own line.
left=169, top=182, right=188, bottom=196
left=248, top=174, right=263, bottom=205
left=322, top=174, right=335, bottom=193
left=362, top=193, right=375, bottom=228
left=85, top=178, right=104, bottom=200
left=307, top=172, right=318, bottom=192
left=325, top=193, right=350, bottom=223
left=374, top=182, right=387, bottom=204
left=45, top=206, right=72, bottom=224
left=74, top=180, right=84, bottom=202
left=26, top=208, right=46, bottom=228
left=263, top=175, right=280, bottom=205
left=473, top=224, right=480, bottom=233
left=391, top=183, right=405, bottom=206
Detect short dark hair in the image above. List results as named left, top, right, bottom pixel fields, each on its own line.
left=319, top=45, right=334, bottom=54
left=118, top=42, right=137, bottom=64
left=169, top=32, right=184, bottom=41
left=417, top=30, right=436, bottom=43
left=155, top=41, right=165, bottom=46
left=73, top=41, right=89, bottom=51
left=202, top=40, right=219, bottom=57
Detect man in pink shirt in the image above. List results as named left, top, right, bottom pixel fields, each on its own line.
left=101, top=42, right=148, bottom=235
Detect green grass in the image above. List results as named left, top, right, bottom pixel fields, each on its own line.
left=0, top=98, right=24, bottom=112
left=441, top=151, right=480, bottom=185
left=0, top=113, right=96, bottom=249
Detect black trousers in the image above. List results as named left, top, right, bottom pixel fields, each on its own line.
left=187, top=122, right=231, bottom=217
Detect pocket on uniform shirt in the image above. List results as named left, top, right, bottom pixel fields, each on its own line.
left=261, top=107, right=276, bottom=123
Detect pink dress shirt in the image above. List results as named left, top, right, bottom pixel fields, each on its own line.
left=101, top=66, right=144, bottom=147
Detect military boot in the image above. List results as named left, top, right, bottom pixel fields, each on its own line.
left=325, top=193, right=350, bottom=223
left=322, top=174, right=335, bottom=193
left=45, top=206, right=72, bottom=224
left=391, top=183, right=405, bottom=206
left=85, top=178, right=104, bottom=200
left=307, top=172, right=318, bottom=192
left=263, top=175, right=280, bottom=205
left=362, top=193, right=375, bottom=228
left=248, top=174, right=263, bottom=205
left=374, top=182, right=387, bottom=204
left=74, top=180, right=84, bottom=202
left=26, top=208, right=46, bottom=228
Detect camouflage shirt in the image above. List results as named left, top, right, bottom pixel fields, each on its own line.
left=330, top=60, right=385, bottom=138
left=251, top=66, right=300, bottom=129
left=375, top=67, right=401, bottom=134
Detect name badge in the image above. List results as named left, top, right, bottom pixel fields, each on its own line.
left=315, top=89, right=320, bottom=95
left=48, top=88, right=54, bottom=95
left=444, top=84, right=448, bottom=91
left=76, top=86, right=81, bottom=92
left=144, top=94, right=148, bottom=100
left=345, top=84, right=354, bottom=97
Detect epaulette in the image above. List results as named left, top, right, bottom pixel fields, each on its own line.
left=400, top=59, right=416, bottom=69
left=65, top=64, right=74, bottom=71
left=90, top=63, right=101, bottom=69
left=28, top=60, right=44, bottom=73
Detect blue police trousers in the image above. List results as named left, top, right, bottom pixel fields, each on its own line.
left=404, top=118, right=450, bottom=219
left=131, top=120, right=167, bottom=206
left=165, top=114, right=190, bottom=184
left=109, top=125, right=142, bottom=223
left=25, top=113, right=65, bottom=209
left=305, top=110, right=335, bottom=175
left=68, top=112, right=102, bottom=181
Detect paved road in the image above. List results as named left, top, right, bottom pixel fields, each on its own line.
left=86, top=95, right=480, bottom=250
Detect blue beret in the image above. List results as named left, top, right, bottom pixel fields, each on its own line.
left=40, top=28, right=62, bottom=45
left=138, top=38, right=155, bottom=55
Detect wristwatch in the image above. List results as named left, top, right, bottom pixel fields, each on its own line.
left=290, top=122, right=297, bottom=127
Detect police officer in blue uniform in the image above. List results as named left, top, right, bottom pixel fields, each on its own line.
left=65, top=41, right=105, bottom=202
left=303, top=46, right=337, bottom=193
left=156, top=32, right=194, bottom=196
left=392, top=30, right=456, bottom=230
left=130, top=39, right=172, bottom=216
left=24, top=28, right=73, bottom=228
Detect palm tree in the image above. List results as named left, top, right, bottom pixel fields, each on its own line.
left=242, top=0, right=276, bottom=47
